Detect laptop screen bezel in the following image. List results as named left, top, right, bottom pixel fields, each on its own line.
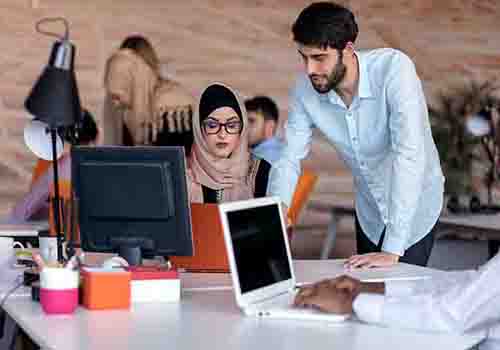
left=218, top=197, right=296, bottom=309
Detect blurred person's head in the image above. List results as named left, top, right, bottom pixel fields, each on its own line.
left=120, top=35, right=160, bottom=73
left=62, top=109, right=98, bottom=146
left=292, top=2, right=358, bottom=94
left=245, top=96, right=279, bottom=147
left=104, top=45, right=159, bottom=144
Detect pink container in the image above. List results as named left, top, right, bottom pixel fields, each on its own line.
left=40, top=268, right=79, bottom=314
left=40, top=288, right=79, bottom=314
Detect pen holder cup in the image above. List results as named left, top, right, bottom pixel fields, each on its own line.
left=40, top=268, right=79, bottom=314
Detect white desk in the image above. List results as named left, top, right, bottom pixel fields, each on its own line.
left=2, top=260, right=483, bottom=350
left=437, top=213, right=500, bottom=258
left=438, top=213, right=500, bottom=238
left=310, top=197, right=500, bottom=260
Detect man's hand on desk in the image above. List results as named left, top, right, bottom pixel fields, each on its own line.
left=344, top=252, right=399, bottom=269
left=293, top=276, right=385, bottom=314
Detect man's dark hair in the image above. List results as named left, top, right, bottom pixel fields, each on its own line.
left=245, top=96, right=279, bottom=123
left=292, top=2, right=358, bottom=50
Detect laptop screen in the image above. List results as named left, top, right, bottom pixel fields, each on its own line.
left=226, top=203, right=292, bottom=293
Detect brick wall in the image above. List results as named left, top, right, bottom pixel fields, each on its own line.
left=1, top=0, right=499, bottom=216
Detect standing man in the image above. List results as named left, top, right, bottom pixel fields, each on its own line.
left=245, top=96, right=284, bottom=165
left=268, top=2, right=444, bottom=268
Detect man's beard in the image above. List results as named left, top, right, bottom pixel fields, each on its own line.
left=309, top=51, right=347, bottom=94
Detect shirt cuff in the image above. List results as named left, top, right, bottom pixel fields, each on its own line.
left=352, top=293, right=385, bottom=324
left=384, top=280, right=417, bottom=297
left=380, top=229, right=406, bottom=256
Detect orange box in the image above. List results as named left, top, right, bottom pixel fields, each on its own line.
left=81, top=268, right=131, bottom=310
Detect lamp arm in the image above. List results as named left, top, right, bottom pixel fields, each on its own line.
left=50, top=128, right=65, bottom=263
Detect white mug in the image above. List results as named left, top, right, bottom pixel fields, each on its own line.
left=39, top=236, right=59, bottom=264
left=0, top=237, right=24, bottom=268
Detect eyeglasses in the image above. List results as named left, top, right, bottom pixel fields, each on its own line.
left=202, top=119, right=242, bottom=135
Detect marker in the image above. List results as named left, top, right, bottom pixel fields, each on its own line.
left=32, top=253, right=45, bottom=271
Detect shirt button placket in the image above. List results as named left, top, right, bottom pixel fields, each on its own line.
left=346, top=110, right=361, bottom=165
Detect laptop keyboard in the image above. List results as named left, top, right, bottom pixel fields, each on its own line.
left=257, top=291, right=350, bottom=322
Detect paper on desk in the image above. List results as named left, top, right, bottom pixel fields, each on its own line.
left=0, top=220, right=49, bottom=237
left=293, top=260, right=435, bottom=286
left=347, top=267, right=431, bottom=283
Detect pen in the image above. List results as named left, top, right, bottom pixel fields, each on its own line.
left=32, top=253, right=45, bottom=271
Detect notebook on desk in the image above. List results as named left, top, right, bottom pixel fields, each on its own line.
left=219, top=197, right=349, bottom=322
left=0, top=221, right=48, bottom=237
left=170, top=203, right=229, bottom=272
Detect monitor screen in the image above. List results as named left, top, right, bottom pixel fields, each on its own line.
left=226, top=203, right=291, bottom=293
left=72, top=146, right=193, bottom=264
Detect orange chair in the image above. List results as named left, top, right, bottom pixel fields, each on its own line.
left=288, top=168, right=318, bottom=226
left=49, top=180, right=80, bottom=246
left=170, top=203, right=229, bottom=272
left=30, top=159, right=51, bottom=189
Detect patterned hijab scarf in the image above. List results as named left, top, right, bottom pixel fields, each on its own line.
left=188, top=83, right=252, bottom=202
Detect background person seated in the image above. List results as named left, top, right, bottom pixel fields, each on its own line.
left=245, top=95, right=284, bottom=165
left=294, top=254, right=500, bottom=350
left=188, top=83, right=270, bottom=203
left=103, top=35, right=194, bottom=154
left=7, top=110, right=98, bottom=223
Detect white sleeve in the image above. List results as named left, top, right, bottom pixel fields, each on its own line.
left=356, top=254, right=500, bottom=335
left=352, top=293, right=384, bottom=324
left=267, top=83, right=313, bottom=206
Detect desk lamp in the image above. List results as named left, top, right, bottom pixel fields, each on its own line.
left=24, top=17, right=81, bottom=263
left=466, top=107, right=500, bottom=213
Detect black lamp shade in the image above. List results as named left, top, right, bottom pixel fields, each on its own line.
left=25, top=41, right=81, bottom=128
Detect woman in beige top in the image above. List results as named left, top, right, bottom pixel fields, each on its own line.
left=103, top=35, right=194, bottom=153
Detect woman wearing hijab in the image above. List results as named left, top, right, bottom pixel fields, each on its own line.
left=103, top=35, right=194, bottom=153
left=188, top=83, right=271, bottom=203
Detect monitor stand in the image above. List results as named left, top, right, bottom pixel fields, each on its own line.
left=111, top=237, right=154, bottom=266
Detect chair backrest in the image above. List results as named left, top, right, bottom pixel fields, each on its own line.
left=30, top=159, right=51, bottom=189
left=49, top=180, right=80, bottom=245
left=288, top=168, right=318, bottom=226
left=170, top=203, right=229, bottom=272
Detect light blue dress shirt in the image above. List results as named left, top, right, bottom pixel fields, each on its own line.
left=268, top=48, right=445, bottom=255
left=251, top=136, right=284, bottom=165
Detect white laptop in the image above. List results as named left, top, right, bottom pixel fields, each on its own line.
left=219, top=196, right=349, bottom=322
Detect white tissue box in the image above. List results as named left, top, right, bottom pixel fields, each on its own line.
left=128, top=267, right=180, bottom=303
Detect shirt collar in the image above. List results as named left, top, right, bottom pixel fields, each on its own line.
left=323, top=51, right=373, bottom=106
left=356, top=51, right=374, bottom=99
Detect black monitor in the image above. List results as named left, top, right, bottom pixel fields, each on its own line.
left=72, top=146, right=193, bottom=265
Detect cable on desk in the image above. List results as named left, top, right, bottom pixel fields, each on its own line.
left=0, top=274, right=36, bottom=339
